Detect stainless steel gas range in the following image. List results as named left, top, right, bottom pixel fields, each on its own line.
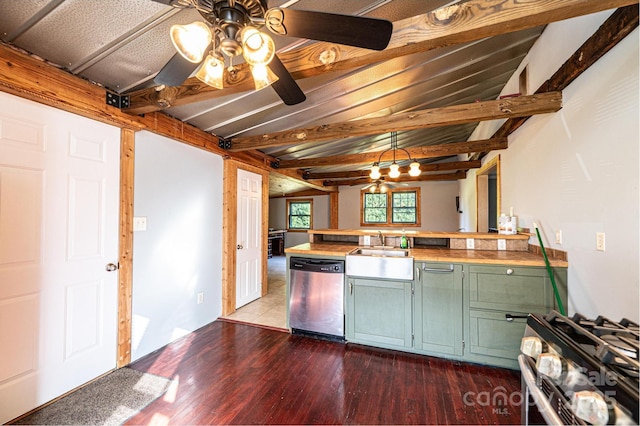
left=519, top=311, right=639, bottom=425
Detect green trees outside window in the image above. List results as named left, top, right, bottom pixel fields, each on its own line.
left=361, top=188, right=420, bottom=227
left=287, top=199, right=313, bottom=230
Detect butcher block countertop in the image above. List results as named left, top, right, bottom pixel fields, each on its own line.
left=285, top=243, right=568, bottom=268
left=308, top=229, right=530, bottom=239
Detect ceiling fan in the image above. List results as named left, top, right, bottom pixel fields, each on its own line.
left=152, top=0, right=393, bottom=105
left=362, top=179, right=395, bottom=193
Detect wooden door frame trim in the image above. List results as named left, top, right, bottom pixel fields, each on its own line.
left=117, top=129, right=135, bottom=367
left=476, top=155, right=501, bottom=232
left=222, top=159, right=270, bottom=316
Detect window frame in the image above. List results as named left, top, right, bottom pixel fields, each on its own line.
left=360, top=187, right=421, bottom=227
left=286, top=198, right=313, bottom=232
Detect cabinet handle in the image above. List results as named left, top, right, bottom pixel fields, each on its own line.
left=505, top=313, right=528, bottom=322
left=349, top=281, right=353, bottom=295
left=416, top=267, right=420, bottom=281
left=506, top=268, right=514, bottom=275
left=422, top=264, right=454, bottom=273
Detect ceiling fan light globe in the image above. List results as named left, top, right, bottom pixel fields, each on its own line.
left=241, top=28, right=275, bottom=66
left=195, top=54, right=224, bottom=89
left=388, top=163, right=401, bottom=178
left=380, top=184, right=388, bottom=193
left=250, top=64, right=279, bottom=90
left=409, top=161, right=421, bottom=177
left=369, top=185, right=376, bottom=193
left=170, top=21, right=212, bottom=63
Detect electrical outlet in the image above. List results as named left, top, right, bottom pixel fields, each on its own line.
left=555, top=230, right=562, bottom=245
left=596, top=232, right=605, bottom=251
left=133, top=216, right=147, bottom=231
left=363, top=235, right=371, bottom=246
left=466, top=238, right=475, bottom=249
left=497, top=239, right=506, bottom=250
left=197, top=292, right=204, bottom=304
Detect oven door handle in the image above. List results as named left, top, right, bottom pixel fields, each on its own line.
left=518, top=355, right=563, bottom=426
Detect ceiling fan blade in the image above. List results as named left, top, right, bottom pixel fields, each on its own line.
left=154, top=53, right=200, bottom=86
left=269, top=54, right=306, bottom=106
left=265, top=8, right=392, bottom=51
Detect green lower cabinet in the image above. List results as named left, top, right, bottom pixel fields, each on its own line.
left=344, top=262, right=568, bottom=370
left=464, top=264, right=568, bottom=369
left=346, top=277, right=413, bottom=350
left=414, top=263, right=463, bottom=356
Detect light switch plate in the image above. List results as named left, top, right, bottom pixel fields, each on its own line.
left=497, top=239, right=506, bottom=250
left=133, top=216, right=147, bottom=231
left=596, top=232, right=605, bottom=251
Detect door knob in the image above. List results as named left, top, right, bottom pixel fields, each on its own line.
left=105, top=263, right=119, bottom=272
left=237, top=244, right=244, bottom=250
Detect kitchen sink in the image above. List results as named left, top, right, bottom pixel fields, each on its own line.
left=346, top=247, right=413, bottom=280
left=350, top=247, right=409, bottom=257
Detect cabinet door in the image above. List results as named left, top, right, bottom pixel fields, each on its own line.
left=468, top=309, right=528, bottom=360
left=346, top=278, right=413, bottom=349
left=414, top=263, right=463, bottom=356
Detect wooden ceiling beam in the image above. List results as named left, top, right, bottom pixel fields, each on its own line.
left=323, top=171, right=467, bottom=187
left=277, top=138, right=507, bottom=169
left=271, top=168, right=337, bottom=193
left=229, top=92, right=560, bottom=152
left=123, top=0, right=636, bottom=115
left=306, top=160, right=481, bottom=180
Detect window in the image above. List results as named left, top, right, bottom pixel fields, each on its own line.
left=287, top=199, right=313, bottom=231
left=361, top=188, right=421, bottom=227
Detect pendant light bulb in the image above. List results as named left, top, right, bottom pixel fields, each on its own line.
left=369, top=164, right=381, bottom=180
left=242, top=27, right=276, bottom=66
left=388, top=163, right=401, bottom=178
left=170, top=21, right=212, bottom=63
left=369, top=184, right=376, bottom=193
left=195, top=53, right=224, bottom=89
left=409, top=161, right=421, bottom=177
left=250, top=64, right=279, bottom=90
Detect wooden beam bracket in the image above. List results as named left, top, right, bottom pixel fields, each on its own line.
left=106, top=91, right=130, bottom=109
left=270, top=160, right=280, bottom=169
left=218, top=138, right=232, bottom=150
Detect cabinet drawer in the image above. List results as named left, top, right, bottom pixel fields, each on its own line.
left=468, top=309, right=527, bottom=360
left=468, top=265, right=551, bottom=313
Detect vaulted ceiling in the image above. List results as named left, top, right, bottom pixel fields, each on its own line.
left=1, top=0, right=636, bottom=196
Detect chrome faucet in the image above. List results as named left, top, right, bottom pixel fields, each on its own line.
left=377, top=230, right=385, bottom=247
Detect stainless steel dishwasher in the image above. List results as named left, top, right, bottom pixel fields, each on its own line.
left=289, top=257, right=345, bottom=340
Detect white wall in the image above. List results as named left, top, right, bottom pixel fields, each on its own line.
left=459, top=12, right=639, bottom=320
left=269, top=195, right=330, bottom=247
left=339, top=181, right=460, bottom=231
left=131, top=131, right=223, bottom=360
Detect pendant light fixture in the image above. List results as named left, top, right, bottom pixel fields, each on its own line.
left=369, top=132, right=421, bottom=180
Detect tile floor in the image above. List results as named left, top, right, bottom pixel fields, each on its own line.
left=222, top=255, right=287, bottom=329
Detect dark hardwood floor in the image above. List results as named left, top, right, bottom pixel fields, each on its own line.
left=127, top=320, right=522, bottom=425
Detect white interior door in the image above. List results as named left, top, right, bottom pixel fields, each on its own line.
left=236, top=169, right=262, bottom=308
left=0, top=93, right=120, bottom=423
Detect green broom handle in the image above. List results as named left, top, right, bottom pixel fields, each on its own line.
left=534, top=225, right=566, bottom=316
